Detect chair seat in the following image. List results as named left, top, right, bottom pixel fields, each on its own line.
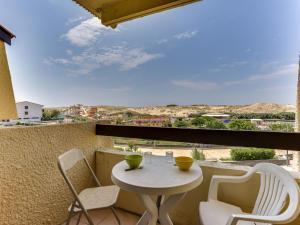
left=70, top=185, right=120, bottom=212
left=199, top=200, right=269, bottom=225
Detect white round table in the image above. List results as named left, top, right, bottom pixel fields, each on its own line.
left=112, top=156, right=203, bottom=225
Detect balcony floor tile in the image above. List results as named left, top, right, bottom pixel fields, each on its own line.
left=61, top=208, right=141, bottom=225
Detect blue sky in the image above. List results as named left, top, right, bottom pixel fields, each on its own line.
left=1, top=0, right=300, bottom=107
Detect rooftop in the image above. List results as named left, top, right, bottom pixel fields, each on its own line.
left=0, top=24, right=15, bottom=45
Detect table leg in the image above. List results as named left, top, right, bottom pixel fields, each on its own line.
left=137, top=194, right=158, bottom=225
left=158, top=193, right=186, bottom=225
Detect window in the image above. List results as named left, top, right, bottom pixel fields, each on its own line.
left=24, top=106, right=28, bottom=109
left=25, top=111, right=28, bottom=115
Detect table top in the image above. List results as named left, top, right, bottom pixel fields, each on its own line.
left=111, top=156, right=203, bottom=195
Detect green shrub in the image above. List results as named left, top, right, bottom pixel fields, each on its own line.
left=204, top=117, right=226, bottom=129
left=228, top=119, right=257, bottom=130
left=269, top=123, right=294, bottom=132
left=166, top=104, right=178, bottom=107
left=191, top=148, right=205, bottom=160
left=230, top=148, right=275, bottom=161
left=230, top=112, right=295, bottom=120
left=114, top=147, right=124, bottom=151
left=191, top=116, right=226, bottom=129
left=173, top=118, right=189, bottom=128
left=126, top=141, right=139, bottom=152
left=191, top=117, right=206, bottom=127
left=42, top=109, right=61, bottom=121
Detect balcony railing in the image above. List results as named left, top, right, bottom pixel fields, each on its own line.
left=96, top=124, right=300, bottom=150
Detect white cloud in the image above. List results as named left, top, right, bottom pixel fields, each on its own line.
left=65, top=16, right=87, bottom=26
left=173, top=30, right=198, bottom=40
left=44, top=46, right=163, bottom=74
left=172, top=80, right=219, bottom=91
left=224, top=80, right=244, bottom=86
left=245, top=48, right=252, bottom=53
left=43, top=57, right=71, bottom=65
left=220, top=61, right=248, bottom=68
left=96, top=47, right=163, bottom=71
left=157, top=38, right=168, bottom=44
left=259, top=85, right=296, bottom=92
left=208, top=61, right=248, bottom=73
left=62, top=17, right=116, bottom=47
left=103, top=86, right=132, bottom=92
left=249, top=64, right=297, bottom=81
left=224, top=63, right=298, bottom=86
left=66, top=49, right=73, bottom=55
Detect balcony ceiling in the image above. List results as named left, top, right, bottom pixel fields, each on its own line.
left=72, top=0, right=201, bottom=28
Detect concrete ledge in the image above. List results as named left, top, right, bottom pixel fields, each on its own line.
left=0, top=122, right=113, bottom=225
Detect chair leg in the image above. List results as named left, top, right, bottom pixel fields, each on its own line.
left=76, top=212, right=83, bottom=225
left=111, top=207, right=121, bottom=225
left=66, top=211, right=73, bottom=225
left=66, top=201, right=76, bottom=225
left=82, top=209, right=95, bottom=225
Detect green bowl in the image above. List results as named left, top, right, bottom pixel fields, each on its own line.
left=125, top=154, right=143, bottom=169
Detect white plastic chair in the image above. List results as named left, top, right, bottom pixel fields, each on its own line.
left=199, top=163, right=300, bottom=225
left=58, top=149, right=121, bottom=225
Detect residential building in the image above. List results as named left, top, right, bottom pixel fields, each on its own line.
left=16, top=101, right=43, bottom=122
left=132, top=116, right=171, bottom=127
left=201, top=113, right=230, bottom=119
left=67, top=104, right=85, bottom=117
left=87, top=107, right=98, bottom=118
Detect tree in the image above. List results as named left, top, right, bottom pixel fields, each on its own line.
left=51, top=110, right=60, bottom=118
left=166, top=104, right=178, bottom=107
left=191, top=116, right=226, bottom=129
left=191, top=117, right=206, bottom=127
left=124, top=111, right=134, bottom=118
left=228, top=119, right=256, bottom=130
left=204, top=117, right=226, bottom=129
left=42, top=109, right=60, bottom=121
left=173, top=118, right=189, bottom=128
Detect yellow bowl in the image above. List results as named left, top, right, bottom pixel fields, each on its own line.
left=175, top=156, right=193, bottom=171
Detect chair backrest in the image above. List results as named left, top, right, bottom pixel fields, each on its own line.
left=251, top=163, right=300, bottom=221
left=58, top=149, right=101, bottom=196
left=58, top=148, right=85, bottom=173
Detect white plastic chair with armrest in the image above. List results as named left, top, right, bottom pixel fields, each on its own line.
left=58, top=148, right=121, bottom=225
left=199, top=163, right=300, bottom=225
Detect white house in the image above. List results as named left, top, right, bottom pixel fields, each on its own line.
left=16, top=101, right=43, bottom=122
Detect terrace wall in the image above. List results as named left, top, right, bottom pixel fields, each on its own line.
left=96, top=149, right=300, bottom=225
left=0, top=122, right=112, bottom=225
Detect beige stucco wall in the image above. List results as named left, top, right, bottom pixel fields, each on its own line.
left=96, top=149, right=300, bottom=225
left=0, top=122, right=112, bottom=225
left=0, top=40, right=17, bottom=120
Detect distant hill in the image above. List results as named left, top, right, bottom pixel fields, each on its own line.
left=47, top=103, right=296, bottom=117
left=123, top=103, right=296, bottom=117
